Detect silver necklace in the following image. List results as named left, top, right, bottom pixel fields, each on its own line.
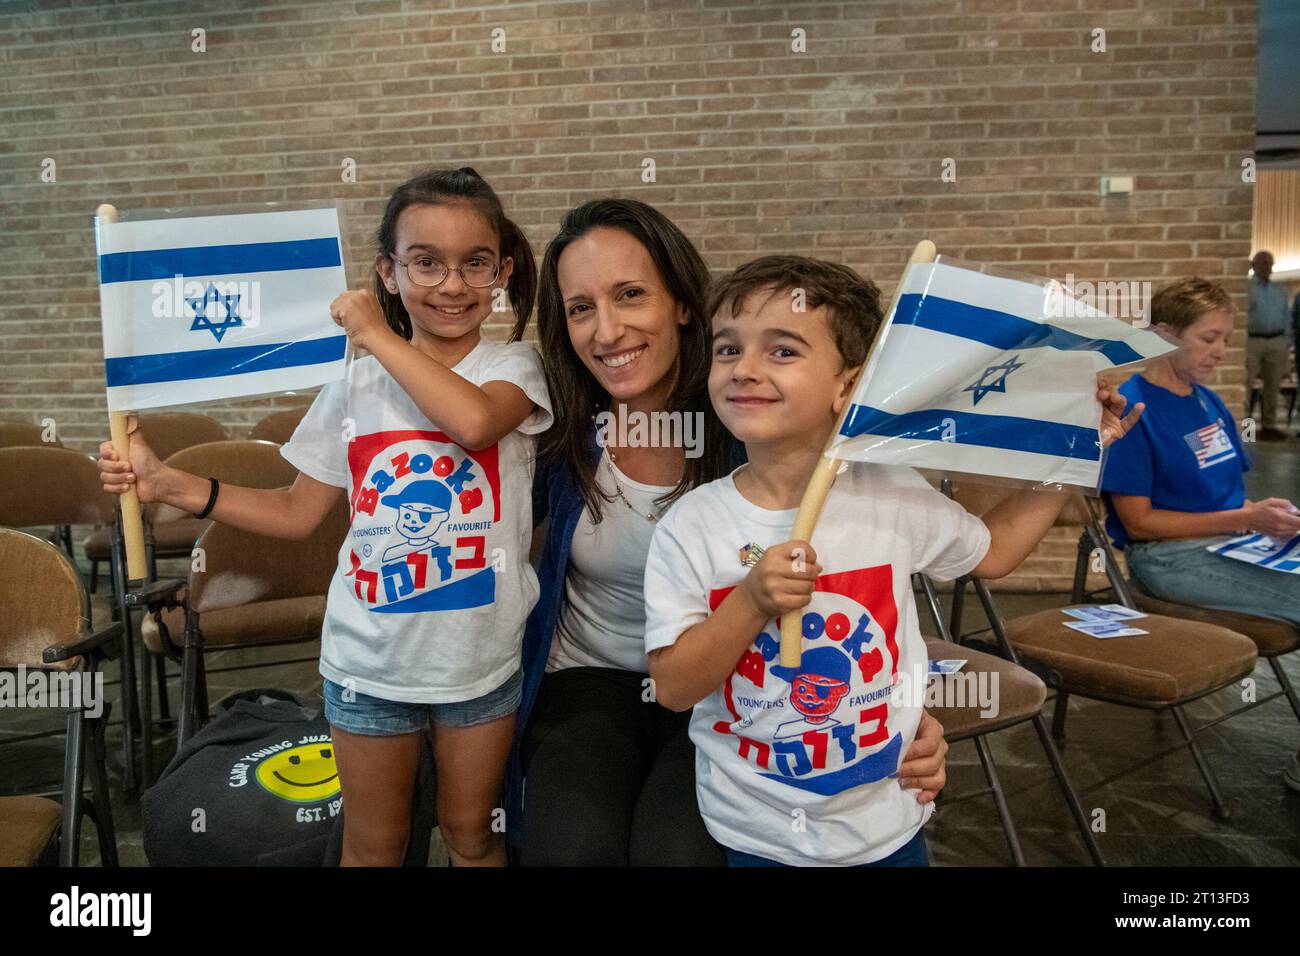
left=605, top=448, right=667, bottom=523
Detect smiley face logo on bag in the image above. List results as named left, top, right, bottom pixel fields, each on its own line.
left=254, top=742, right=341, bottom=804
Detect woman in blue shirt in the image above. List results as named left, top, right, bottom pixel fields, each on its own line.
left=1101, top=277, right=1300, bottom=792
left=506, top=199, right=953, bottom=863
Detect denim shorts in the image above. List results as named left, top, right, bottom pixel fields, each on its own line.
left=322, top=668, right=523, bottom=736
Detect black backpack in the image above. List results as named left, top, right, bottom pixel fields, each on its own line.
left=142, top=689, right=436, bottom=866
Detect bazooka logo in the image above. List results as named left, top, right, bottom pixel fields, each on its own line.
left=343, top=429, right=501, bottom=614
left=708, top=565, right=905, bottom=797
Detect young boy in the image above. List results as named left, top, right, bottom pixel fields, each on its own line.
left=643, top=255, right=1139, bottom=867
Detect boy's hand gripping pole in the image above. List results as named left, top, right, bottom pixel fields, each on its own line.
left=777, top=240, right=937, bottom=667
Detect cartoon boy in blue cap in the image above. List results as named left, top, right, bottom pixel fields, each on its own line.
left=379, top=479, right=453, bottom=579
left=771, top=646, right=853, bottom=740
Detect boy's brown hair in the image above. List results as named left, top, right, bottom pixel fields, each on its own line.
left=706, top=255, right=885, bottom=370
left=1149, top=276, right=1236, bottom=333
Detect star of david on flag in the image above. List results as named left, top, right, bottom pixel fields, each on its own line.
left=826, top=258, right=1178, bottom=487
left=186, top=283, right=245, bottom=342
left=964, top=355, right=1025, bottom=406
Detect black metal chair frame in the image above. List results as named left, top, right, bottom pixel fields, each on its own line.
left=946, top=512, right=1254, bottom=821
left=917, top=573, right=1105, bottom=866
left=1063, top=508, right=1300, bottom=805
left=1, top=531, right=124, bottom=866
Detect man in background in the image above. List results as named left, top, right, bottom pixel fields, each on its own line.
left=1247, top=250, right=1292, bottom=440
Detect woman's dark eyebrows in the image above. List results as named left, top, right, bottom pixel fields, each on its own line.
left=563, top=278, right=643, bottom=305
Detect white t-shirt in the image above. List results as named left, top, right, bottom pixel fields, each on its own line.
left=548, top=450, right=675, bottom=674
left=643, top=462, right=990, bottom=866
left=280, top=338, right=553, bottom=704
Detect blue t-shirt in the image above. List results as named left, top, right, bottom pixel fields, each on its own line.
left=1100, top=375, right=1250, bottom=548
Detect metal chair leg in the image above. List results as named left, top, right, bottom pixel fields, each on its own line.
left=87, top=709, right=120, bottom=867
left=139, top=637, right=155, bottom=786
left=59, top=708, right=86, bottom=867
left=196, top=655, right=210, bottom=724
left=109, top=530, right=140, bottom=794
left=1052, top=691, right=1070, bottom=745
left=156, top=654, right=172, bottom=721
left=1268, top=656, right=1300, bottom=725
left=177, top=642, right=199, bottom=750
left=949, top=577, right=966, bottom=642
left=973, top=735, right=1026, bottom=866
left=1171, top=705, right=1231, bottom=820
left=917, top=574, right=953, bottom=644
left=89, top=559, right=99, bottom=595
left=1031, top=714, right=1106, bottom=866
left=1071, top=534, right=1091, bottom=604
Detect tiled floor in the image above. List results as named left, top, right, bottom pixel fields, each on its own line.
left=4, top=438, right=1298, bottom=866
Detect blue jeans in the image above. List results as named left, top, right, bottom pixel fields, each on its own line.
left=322, top=668, right=523, bottom=736
left=1125, top=536, right=1300, bottom=627
left=725, top=827, right=929, bottom=868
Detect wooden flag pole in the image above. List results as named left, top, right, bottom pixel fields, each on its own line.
left=97, top=203, right=148, bottom=582
left=778, top=239, right=937, bottom=667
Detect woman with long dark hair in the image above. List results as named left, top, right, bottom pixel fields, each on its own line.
left=506, top=199, right=951, bottom=864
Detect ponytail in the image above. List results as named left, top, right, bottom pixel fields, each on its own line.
left=499, top=217, right=536, bottom=343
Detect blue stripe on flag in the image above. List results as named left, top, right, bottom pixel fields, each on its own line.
left=1212, top=534, right=1261, bottom=555
left=895, top=293, right=1142, bottom=366
left=1260, top=535, right=1300, bottom=569
left=98, top=237, right=342, bottom=283
left=839, top=404, right=1100, bottom=462
left=104, top=336, right=346, bottom=387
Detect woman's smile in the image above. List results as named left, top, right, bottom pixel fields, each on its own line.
left=597, top=344, right=647, bottom=371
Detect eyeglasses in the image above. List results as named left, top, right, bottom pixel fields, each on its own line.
left=389, top=254, right=501, bottom=289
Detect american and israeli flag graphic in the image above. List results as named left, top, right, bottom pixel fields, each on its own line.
left=1183, top=421, right=1236, bottom=469
left=96, top=205, right=349, bottom=410
left=828, top=258, right=1178, bottom=487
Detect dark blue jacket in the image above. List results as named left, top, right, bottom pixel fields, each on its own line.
left=504, top=429, right=740, bottom=844
left=505, top=430, right=600, bottom=842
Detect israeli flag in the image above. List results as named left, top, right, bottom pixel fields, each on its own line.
left=97, top=205, right=349, bottom=411
left=828, top=259, right=1177, bottom=487
left=1208, top=534, right=1300, bottom=574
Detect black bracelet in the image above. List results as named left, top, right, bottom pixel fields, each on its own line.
left=195, top=477, right=220, bottom=519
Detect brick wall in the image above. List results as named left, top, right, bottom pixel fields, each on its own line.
left=0, top=0, right=1258, bottom=590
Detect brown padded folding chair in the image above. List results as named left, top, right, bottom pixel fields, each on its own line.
left=87, top=440, right=296, bottom=592
left=947, top=488, right=1258, bottom=821
left=139, top=439, right=299, bottom=577
left=0, top=446, right=146, bottom=793
left=0, top=420, right=61, bottom=449
left=118, top=440, right=301, bottom=776
left=0, top=446, right=114, bottom=570
left=133, top=411, right=228, bottom=464
left=0, top=421, right=68, bottom=556
left=141, top=498, right=349, bottom=760
left=914, top=573, right=1102, bottom=865
left=1073, top=497, right=1300, bottom=738
left=248, top=405, right=310, bottom=444
left=83, top=421, right=236, bottom=592
left=0, top=528, right=121, bottom=866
